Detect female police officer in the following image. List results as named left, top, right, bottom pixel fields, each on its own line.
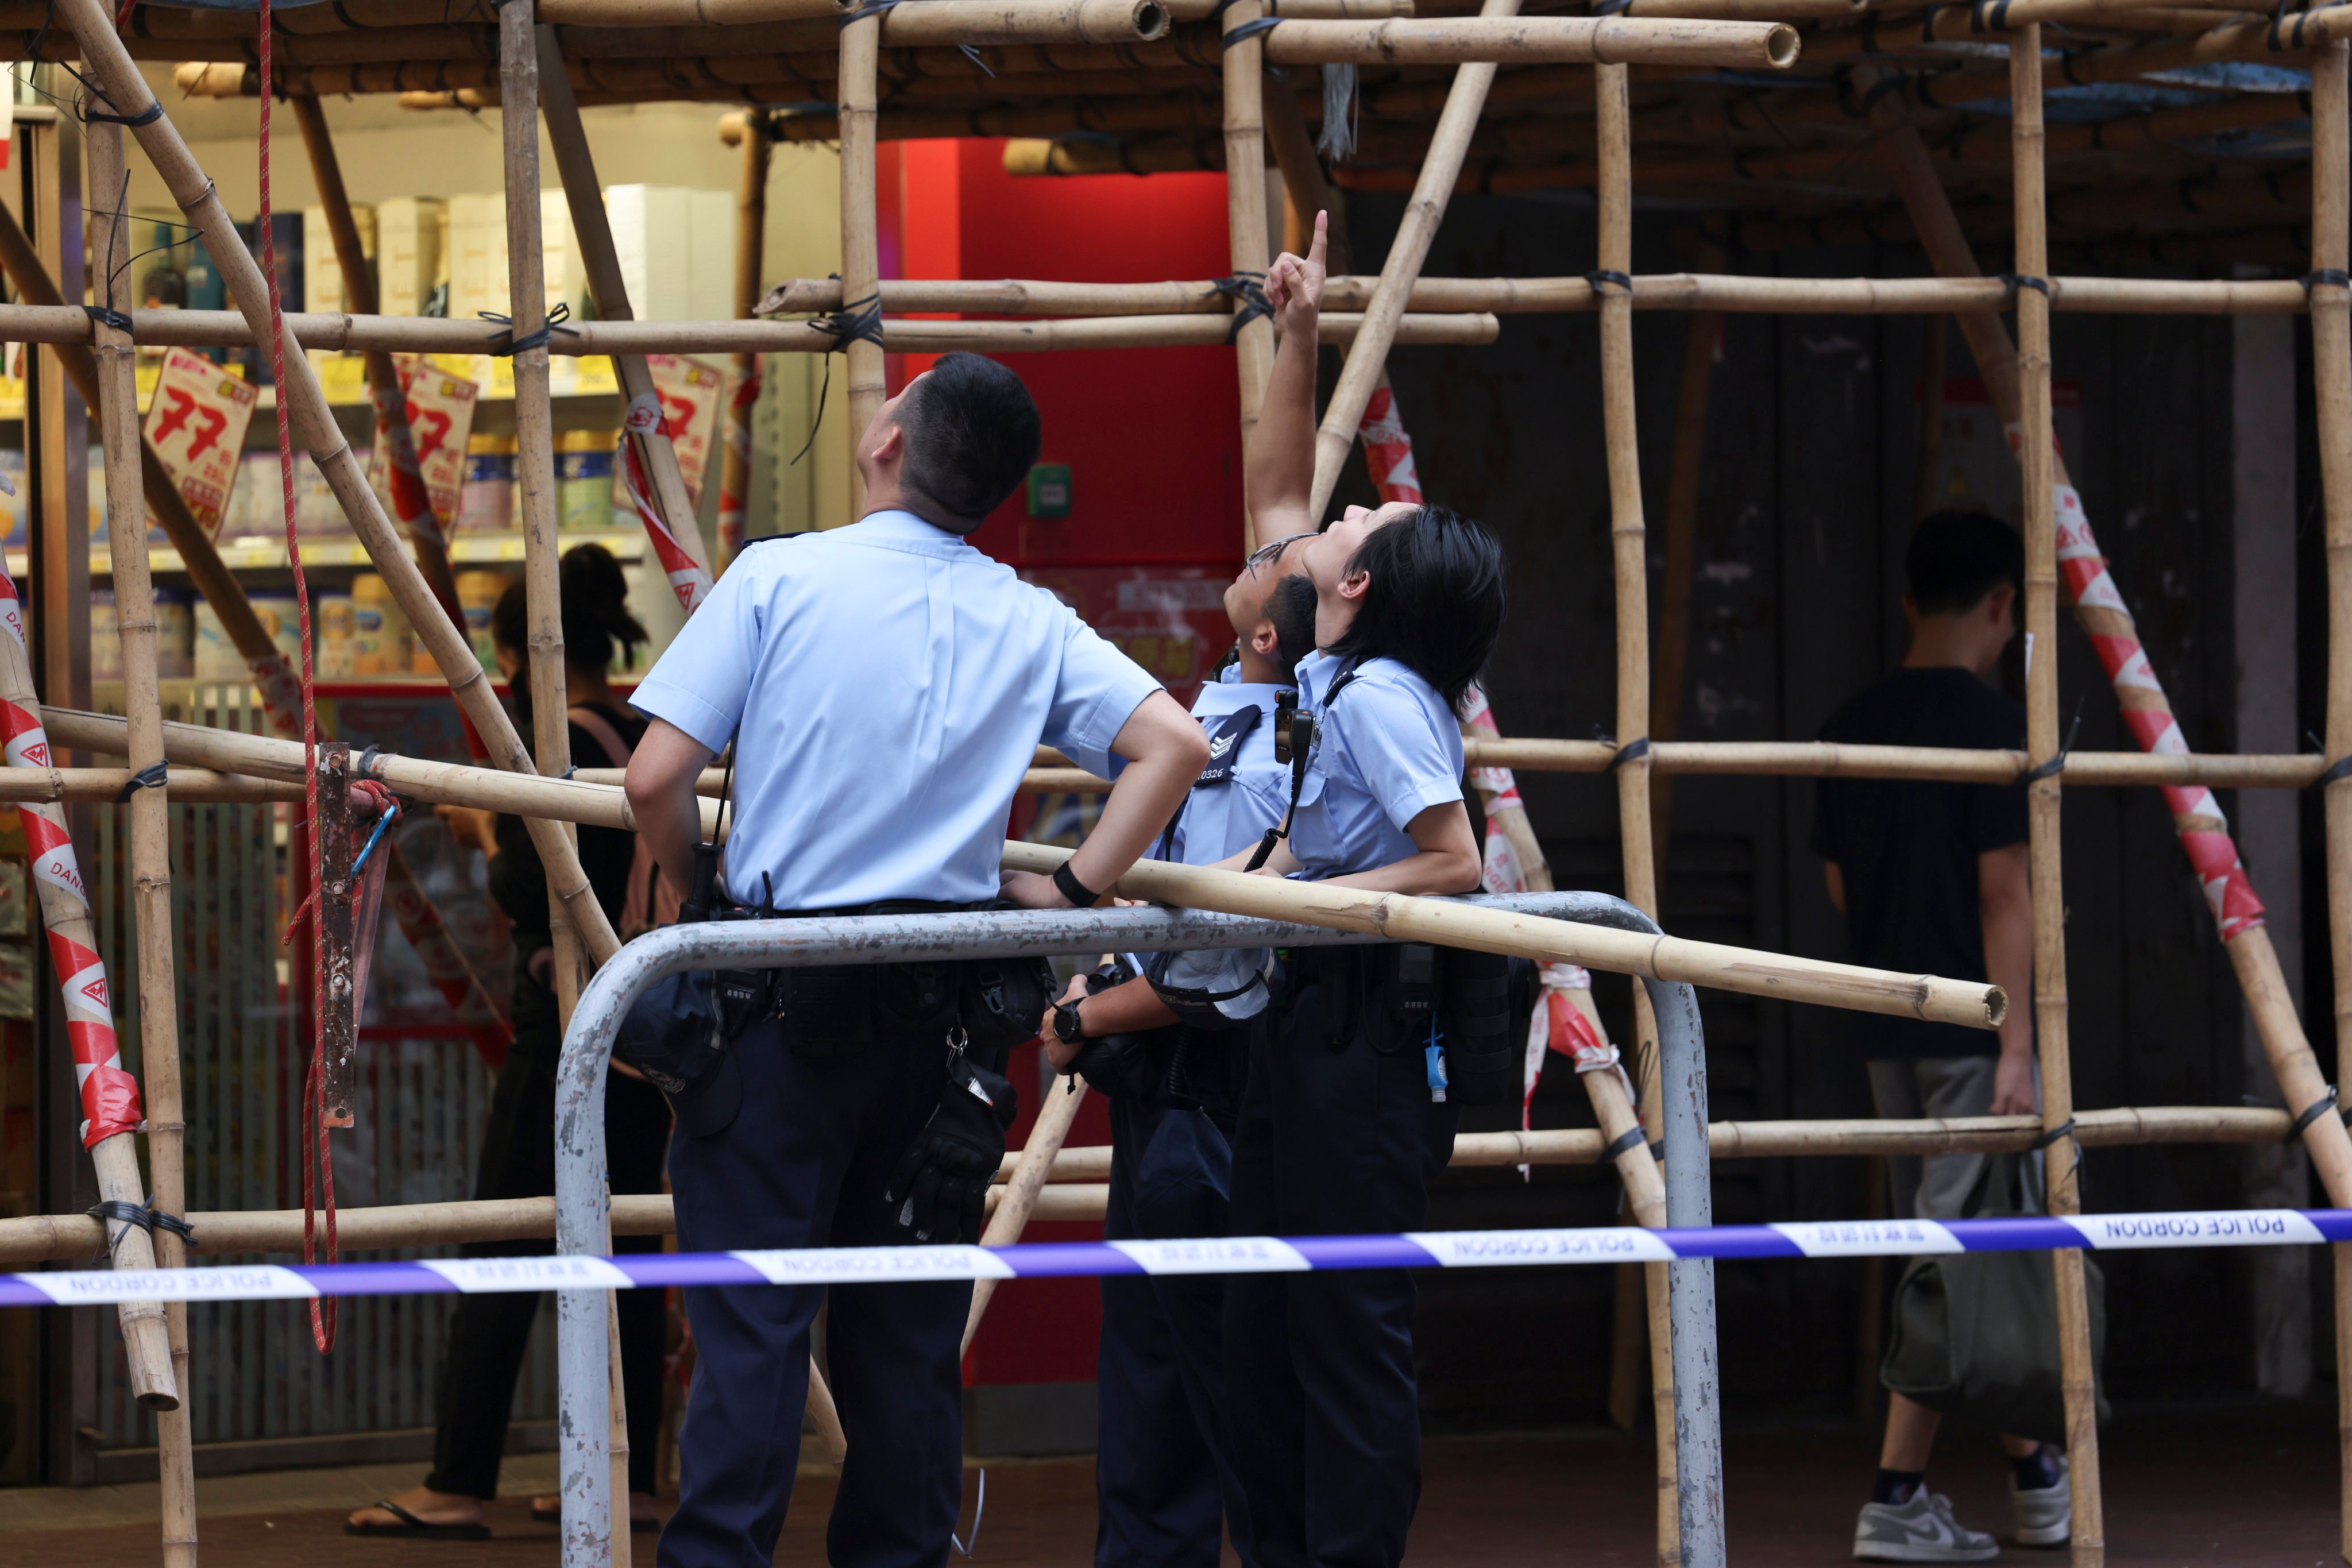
left=1213, top=214, right=1508, bottom=1568
left=624, top=352, right=1209, bottom=1568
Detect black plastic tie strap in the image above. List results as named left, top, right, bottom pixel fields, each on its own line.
left=2000, top=272, right=2050, bottom=298
left=838, top=0, right=901, bottom=24
left=2288, top=1086, right=2341, bottom=1142
left=1609, top=736, right=1651, bottom=771
left=115, top=760, right=167, bottom=802
left=2303, top=268, right=2351, bottom=292
left=87, top=1195, right=196, bottom=1249
left=2319, top=754, right=2352, bottom=789
left=1586, top=269, right=1633, bottom=295
left=1598, top=1125, right=1648, bottom=1163
left=2022, top=701, right=2084, bottom=784
left=1221, top=13, right=1281, bottom=47
left=2027, top=1117, right=2075, bottom=1152
left=810, top=291, right=886, bottom=350
left=84, top=100, right=162, bottom=129
left=478, top=301, right=576, bottom=357
left=354, top=744, right=383, bottom=777
left=1212, top=272, right=1271, bottom=341
left=83, top=303, right=133, bottom=334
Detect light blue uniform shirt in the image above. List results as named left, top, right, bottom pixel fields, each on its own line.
left=630, top=509, right=1163, bottom=910
left=1163, top=670, right=1293, bottom=866
left=1285, top=651, right=1465, bottom=879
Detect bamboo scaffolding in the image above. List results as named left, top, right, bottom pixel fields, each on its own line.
left=2308, top=40, right=2352, bottom=1564
left=52, top=0, right=629, bottom=970
left=88, top=118, right=198, bottom=1566
left=719, top=111, right=771, bottom=567
left=963, top=1073, right=1090, bottom=1353
left=2007, top=32, right=2103, bottom=1562
left=1308, top=0, right=1520, bottom=522
left=1219, top=0, right=1272, bottom=549
left=538, top=26, right=715, bottom=588
left=1258, top=14, right=1795, bottom=66
left=0, top=768, right=302, bottom=803
left=289, top=93, right=465, bottom=627
left=841, top=0, right=884, bottom=516
left=0, top=1105, right=2298, bottom=1264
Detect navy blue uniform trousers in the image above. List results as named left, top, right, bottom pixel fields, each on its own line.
left=1096, top=1092, right=1254, bottom=1568
left=662, top=1018, right=970, bottom=1568
left=1222, top=980, right=1458, bottom=1568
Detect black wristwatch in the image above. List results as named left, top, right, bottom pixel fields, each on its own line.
left=1052, top=998, right=1088, bottom=1045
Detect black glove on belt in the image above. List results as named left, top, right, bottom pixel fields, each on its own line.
left=883, top=1049, right=1019, bottom=1244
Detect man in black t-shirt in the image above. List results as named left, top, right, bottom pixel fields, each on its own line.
left=1813, top=511, right=2067, bottom=1563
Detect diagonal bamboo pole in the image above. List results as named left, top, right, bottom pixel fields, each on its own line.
left=2005, top=33, right=2106, bottom=1564
left=288, top=92, right=464, bottom=626
left=963, top=1072, right=1090, bottom=1353
left=49, top=0, right=625, bottom=967
left=720, top=111, right=771, bottom=567
left=536, top=26, right=714, bottom=585
left=2303, top=41, right=2352, bottom=1565
left=1596, top=61, right=1679, bottom=1568
left=1221, top=0, right=1275, bottom=550
left=1306, top=0, right=1519, bottom=524
left=87, top=119, right=198, bottom=1566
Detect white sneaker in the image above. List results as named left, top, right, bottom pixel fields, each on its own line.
left=1854, top=1489, right=2000, bottom=1563
left=2011, top=1451, right=2071, bottom=1548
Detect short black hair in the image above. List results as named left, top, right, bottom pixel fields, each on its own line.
left=894, top=352, right=1042, bottom=530
left=1325, top=504, right=1506, bottom=710
left=1266, top=572, right=1318, bottom=678
left=1907, top=509, right=2023, bottom=616
left=492, top=542, right=648, bottom=675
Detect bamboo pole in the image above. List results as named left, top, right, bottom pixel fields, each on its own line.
left=841, top=1, right=883, bottom=517
left=963, top=1073, right=1090, bottom=1354
left=537, top=26, right=714, bottom=585
left=88, top=119, right=199, bottom=1565
left=1595, top=61, right=1678, bottom=1568
left=51, top=0, right=628, bottom=967
left=1258, top=14, right=1795, bottom=66
left=720, top=111, right=771, bottom=567
left=2308, top=41, right=2352, bottom=1566
left=999, top=842, right=2004, bottom=1026
left=2007, top=32, right=2103, bottom=1563
left=1220, top=0, right=1273, bottom=550
left=0, top=767, right=301, bottom=802
left=0, top=1103, right=2300, bottom=1264
left=1306, top=0, right=1519, bottom=522
left=289, top=93, right=464, bottom=626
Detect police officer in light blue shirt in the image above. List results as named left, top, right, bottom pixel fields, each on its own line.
left=1205, top=216, right=1510, bottom=1568
left=1039, top=532, right=1320, bottom=1568
left=624, top=352, right=1210, bottom=1568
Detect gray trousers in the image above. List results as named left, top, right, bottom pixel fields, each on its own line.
left=1867, top=1055, right=2042, bottom=1221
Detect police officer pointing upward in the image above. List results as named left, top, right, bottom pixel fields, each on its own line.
left=624, top=352, right=1209, bottom=1568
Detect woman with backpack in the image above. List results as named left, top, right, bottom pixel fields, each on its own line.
left=348, top=542, right=677, bottom=1539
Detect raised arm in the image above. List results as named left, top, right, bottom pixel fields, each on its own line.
left=1248, top=210, right=1327, bottom=541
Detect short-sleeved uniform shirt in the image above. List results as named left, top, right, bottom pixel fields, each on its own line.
left=1810, top=666, right=2027, bottom=1060
left=1284, top=651, right=1466, bottom=879
left=631, top=509, right=1163, bottom=910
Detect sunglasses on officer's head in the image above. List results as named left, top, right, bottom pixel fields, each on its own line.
left=1246, top=531, right=1314, bottom=573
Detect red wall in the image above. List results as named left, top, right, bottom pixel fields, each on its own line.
left=877, top=140, right=1244, bottom=1391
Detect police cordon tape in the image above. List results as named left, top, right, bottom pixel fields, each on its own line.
left=6, top=1209, right=2342, bottom=1306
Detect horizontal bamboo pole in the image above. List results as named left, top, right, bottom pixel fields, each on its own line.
left=1162, top=0, right=1410, bottom=14
left=448, top=0, right=1176, bottom=40
left=0, top=302, right=1493, bottom=354
left=0, top=1103, right=2293, bottom=1263
left=1257, top=14, right=1798, bottom=66
left=0, top=768, right=303, bottom=804
left=1002, top=841, right=2002, bottom=1027
left=1022, top=741, right=2339, bottom=791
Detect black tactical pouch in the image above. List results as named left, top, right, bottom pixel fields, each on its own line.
left=712, top=968, right=777, bottom=1045
left=777, top=967, right=876, bottom=1059
left=1438, top=948, right=1530, bottom=1107
left=959, top=955, right=1058, bottom=1061
left=1366, top=942, right=1444, bottom=1056
left=874, top=961, right=960, bottom=1037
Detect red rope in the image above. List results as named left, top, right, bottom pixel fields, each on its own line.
left=257, top=0, right=337, bottom=1355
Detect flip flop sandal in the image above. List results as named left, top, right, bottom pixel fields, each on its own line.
left=344, top=1500, right=492, bottom=1541
left=531, top=1504, right=662, bottom=1532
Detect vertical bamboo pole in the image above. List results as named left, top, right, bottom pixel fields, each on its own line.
left=289, top=93, right=463, bottom=624
left=535, top=30, right=713, bottom=582
left=86, top=124, right=197, bottom=1562
left=52, top=0, right=624, bottom=965
left=2007, top=33, right=2103, bottom=1566
left=1222, top=0, right=1275, bottom=549
left=840, top=8, right=883, bottom=517
left=721, top=113, right=771, bottom=567
left=2305, top=41, right=2352, bottom=1565
left=1596, top=61, right=1678, bottom=1568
